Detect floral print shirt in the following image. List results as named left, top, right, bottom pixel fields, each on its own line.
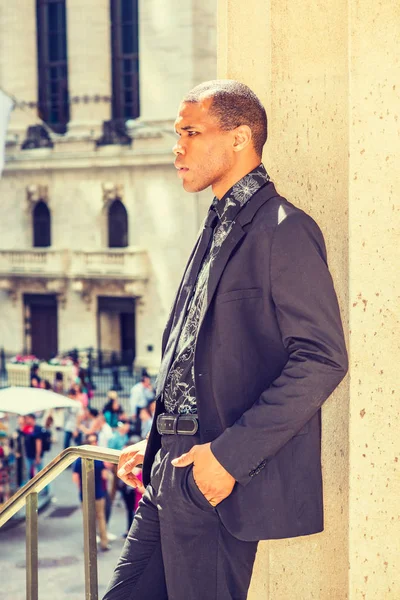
left=163, top=164, right=270, bottom=414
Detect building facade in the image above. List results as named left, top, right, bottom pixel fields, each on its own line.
left=0, top=0, right=216, bottom=373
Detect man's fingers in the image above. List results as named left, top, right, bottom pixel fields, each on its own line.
left=118, top=456, right=141, bottom=477
left=122, top=472, right=141, bottom=489
left=171, top=448, right=195, bottom=467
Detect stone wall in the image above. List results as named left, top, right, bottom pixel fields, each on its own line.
left=218, top=0, right=399, bottom=598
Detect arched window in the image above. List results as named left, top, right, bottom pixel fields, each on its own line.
left=33, top=201, right=51, bottom=247
left=110, top=0, right=140, bottom=120
left=108, top=199, right=128, bottom=248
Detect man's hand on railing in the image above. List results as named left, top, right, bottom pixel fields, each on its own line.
left=117, top=438, right=147, bottom=488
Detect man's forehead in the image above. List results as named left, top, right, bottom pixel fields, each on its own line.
left=174, top=98, right=215, bottom=129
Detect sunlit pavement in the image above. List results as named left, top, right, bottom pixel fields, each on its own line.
left=0, top=436, right=127, bottom=600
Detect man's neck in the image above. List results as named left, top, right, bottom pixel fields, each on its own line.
left=212, top=158, right=262, bottom=200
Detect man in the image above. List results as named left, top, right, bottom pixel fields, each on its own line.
left=103, top=80, right=348, bottom=600
left=108, top=419, right=131, bottom=451
left=129, top=371, right=155, bottom=434
left=63, top=388, right=80, bottom=449
left=22, top=413, right=44, bottom=480
left=72, top=433, right=110, bottom=551
left=30, top=365, right=41, bottom=388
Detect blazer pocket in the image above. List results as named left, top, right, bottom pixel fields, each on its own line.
left=215, top=288, right=263, bottom=304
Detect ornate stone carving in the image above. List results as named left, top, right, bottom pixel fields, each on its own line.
left=72, top=279, right=93, bottom=309
left=26, top=184, right=49, bottom=206
left=102, top=182, right=124, bottom=204
left=124, top=281, right=146, bottom=297
left=0, top=278, right=18, bottom=304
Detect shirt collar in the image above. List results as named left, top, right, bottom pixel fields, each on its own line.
left=212, top=163, right=270, bottom=222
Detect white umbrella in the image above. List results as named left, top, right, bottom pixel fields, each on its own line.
left=0, top=387, right=80, bottom=415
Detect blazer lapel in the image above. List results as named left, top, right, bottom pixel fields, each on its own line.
left=160, top=235, right=201, bottom=355
left=157, top=210, right=218, bottom=395
left=199, top=182, right=281, bottom=329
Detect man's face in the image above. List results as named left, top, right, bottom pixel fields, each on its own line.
left=173, top=98, right=235, bottom=195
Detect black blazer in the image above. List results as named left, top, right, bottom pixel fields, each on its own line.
left=143, top=181, right=348, bottom=542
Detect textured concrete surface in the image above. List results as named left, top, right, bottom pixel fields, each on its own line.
left=219, top=0, right=399, bottom=599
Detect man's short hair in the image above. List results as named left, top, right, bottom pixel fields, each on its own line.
left=26, top=413, right=36, bottom=420
left=183, top=80, right=268, bottom=157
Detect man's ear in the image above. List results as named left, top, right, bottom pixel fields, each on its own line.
left=232, top=125, right=252, bottom=152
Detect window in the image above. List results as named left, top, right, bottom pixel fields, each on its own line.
left=108, top=200, right=128, bottom=248
left=36, top=0, right=70, bottom=133
left=33, top=201, right=51, bottom=247
left=110, top=0, right=140, bottom=120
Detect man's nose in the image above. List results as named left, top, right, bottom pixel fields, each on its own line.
left=172, top=140, right=185, bottom=156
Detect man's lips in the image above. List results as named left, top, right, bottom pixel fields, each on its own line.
left=175, top=164, right=189, bottom=177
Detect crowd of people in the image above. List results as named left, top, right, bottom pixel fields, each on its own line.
left=0, top=363, right=156, bottom=549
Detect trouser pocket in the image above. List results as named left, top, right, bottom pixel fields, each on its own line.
left=185, top=467, right=215, bottom=512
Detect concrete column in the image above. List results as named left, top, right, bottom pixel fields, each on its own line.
left=0, top=0, right=38, bottom=139
left=347, top=0, right=400, bottom=597
left=218, top=0, right=399, bottom=598
left=66, top=0, right=111, bottom=136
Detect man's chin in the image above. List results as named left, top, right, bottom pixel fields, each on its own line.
left=182, top=180, right=209, bottom=193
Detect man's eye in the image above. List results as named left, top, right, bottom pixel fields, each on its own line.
left=188, top=131, right=198, bottom=137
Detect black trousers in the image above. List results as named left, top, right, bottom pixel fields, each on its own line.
left=103, top=434, right=258, bottom=600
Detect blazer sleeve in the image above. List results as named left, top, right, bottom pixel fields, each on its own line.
left=210, top=210, right=348, bottom=487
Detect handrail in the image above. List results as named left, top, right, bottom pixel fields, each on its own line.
left=0, top=445, right=121, bottom=600
left=0, top=445, right=120, bottom=526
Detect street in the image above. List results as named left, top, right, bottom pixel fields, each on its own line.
left=0, top=436, right=127, bottom=600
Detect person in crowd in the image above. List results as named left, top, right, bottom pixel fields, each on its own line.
left=72, top=433, right=110, bottom=552
left=138, top=406, right=153, bottom=440
left=22, top=413, right=44, bottom=480
left=63, top=388, right=80, bottom=449
left=95, top=413, right=114, bottom=448
left=129, top=371, right=155, bottom=434
left=104, top=80, right=348, bottom=600
left=107, top=420, right=132, bottom=506
left=40, top=379, right=52, bottom=391
left=30, top=365, right=41, bottom=388
left=11, top=417, right=26, bottom=487
left=103, top=392, right=124, bottom=429
left=71, top=357, right=80, bottom=382
left=52, top=371, right=65, bottom=431
left=108, top=420, right=131, bottom=452
left=77, top=368, right=93, bottom=406
left=71, top=381, right=88, bottom=409
left=53, top=371, right=64, bottom=394
left=117, top=444, right=146, bottom=539
left=40, top=379, right=58, bottom=441
left=76, top=407, right=99, bottom=444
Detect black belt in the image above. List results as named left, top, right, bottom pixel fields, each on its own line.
left=157, top=413, right=198, bottom=436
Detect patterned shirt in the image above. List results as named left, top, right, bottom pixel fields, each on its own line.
left=163, top=164, right=270, bottom=414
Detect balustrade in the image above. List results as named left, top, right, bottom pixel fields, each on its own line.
left=0, top=248, right=148, bottom=280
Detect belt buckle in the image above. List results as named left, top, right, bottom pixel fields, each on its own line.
left=156, top=413, right=199, bottom=436
left=156, top=414, right=177, bottom=435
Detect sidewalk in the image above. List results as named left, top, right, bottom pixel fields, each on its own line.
left=0, top=437, right=128, bottom=599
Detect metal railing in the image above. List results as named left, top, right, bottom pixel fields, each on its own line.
left=0, top=445, right=121, bottom=600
